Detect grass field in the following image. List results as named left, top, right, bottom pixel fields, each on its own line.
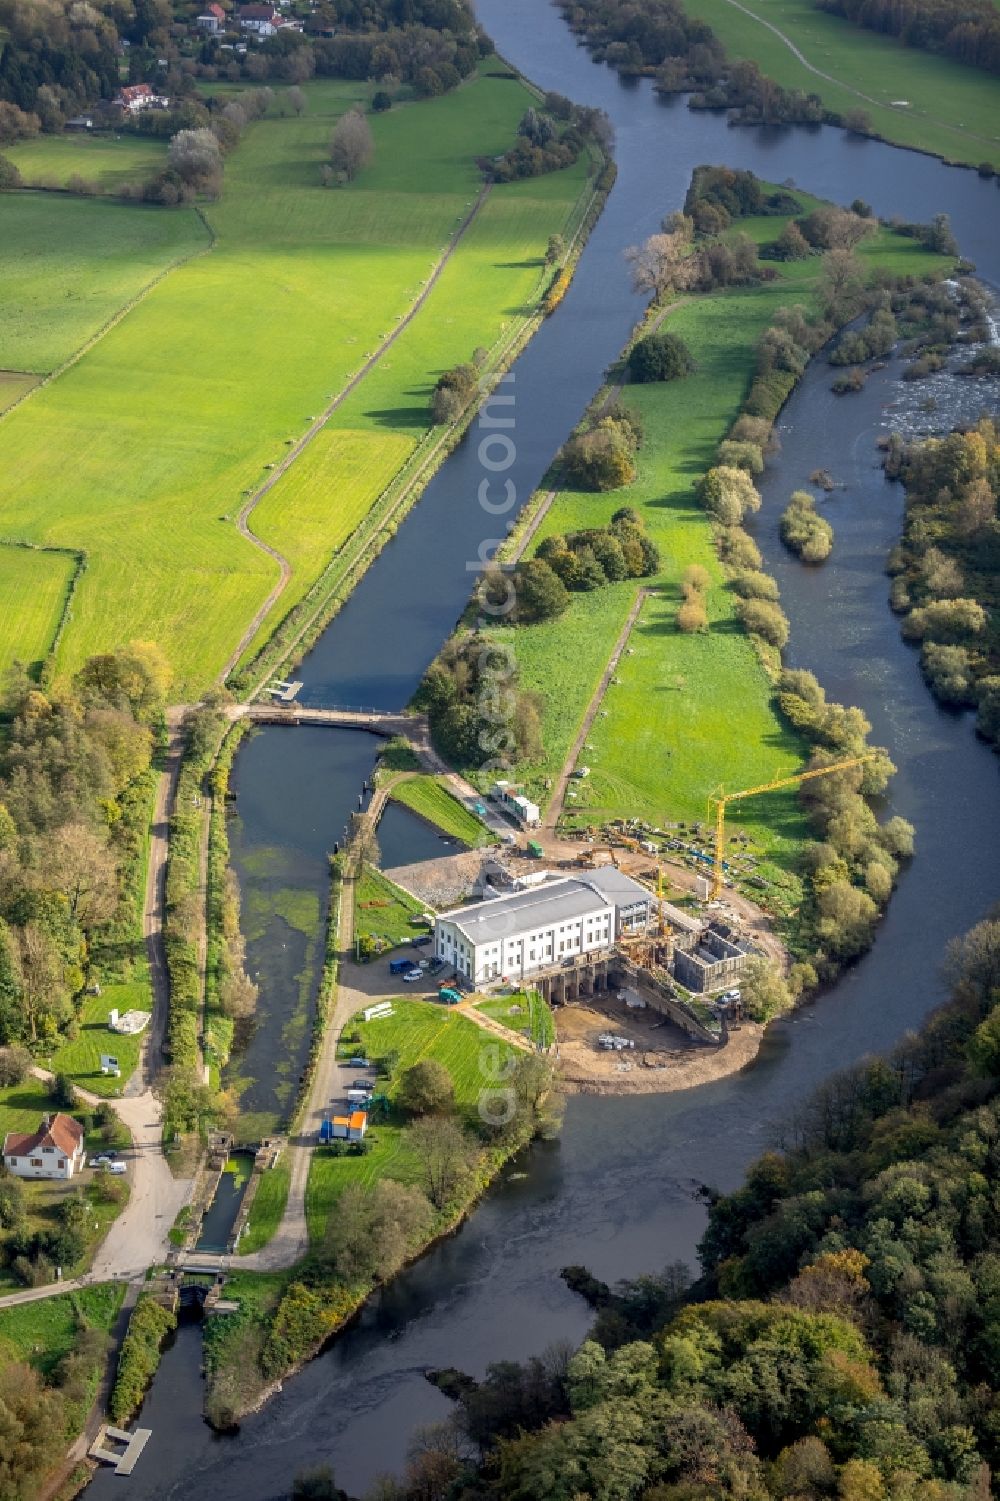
left=0, top=1073, right=58, bottom=1143
left=389, top=776, right=495, bottom=847
left=0, top=1283, right=125, bottom=1378
left=0, top=194, right=208, bottom=375
left=236, top=1160, right=291, bottom=1256
left=305, top=997, right=515, bottom=1241
left=6, top=132, right=166, bottom=190
left=696, top=0, right=1000, bottom=167
left=354, top=864, right=425, bottom=951
left=489, top=214, right=949, bottom=870
left=0, top=72, right=592, bottom=694
left=0, top=372, right=39, bottom=413
left=0, top=544, right=77, bottom=675
left=474, top=989, right=555, bottom=1048
left=47, top=982, right=150, bottom=1097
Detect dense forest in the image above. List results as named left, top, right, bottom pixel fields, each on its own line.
left=330, top=914, right=1000, bottom=1500
left=886, top=420, right=1000, bottom=751
left=817, top=0, right=1000, bottom=79
left=0, top=644, right=167, bottom=1052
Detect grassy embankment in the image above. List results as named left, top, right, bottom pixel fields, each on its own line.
left=389, top=775, right=497, bottom=849
left=206, top=996, right=545, bottom=1419
left=690, top=0, right=1000, bottom=169
left=488, top=203, right=949, bottom=896
left=353, top=864, right=426, bottom=954
left=474, top=989, right=556, bottom=1049
left=0, top=70, right=593, bottom=697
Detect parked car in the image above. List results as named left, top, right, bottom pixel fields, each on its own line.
left=107, top=1161, right=128, bottom=1175
left=427, top=957, right=445, bottom=974
left=352, top=1079, right=374, bottom=1093
left=389, top=957, right=412, bottom=975
left=721, top=988, right=742, bottom=1004
left=410, top=935, right=432, bottom=947
left=89, top=1153, right=117, bottom=1168
left=402, top=967, right=423, bottom=982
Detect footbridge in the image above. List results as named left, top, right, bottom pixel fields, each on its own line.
left=238, top=704, right=429, bottom=742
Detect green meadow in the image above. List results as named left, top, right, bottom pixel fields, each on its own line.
left=695, top=0, right=1000, bottom=168
left=0, top=1283, right=125, bottom=1379
left=0, top=545, right=77, bottom=676
left=354, top=864, right=425, bottom=951
left=6, top=132, right=166, bottom=190
left=47, top=982, right=150, bottom=1097
left=0, top=71, right=592, bottom=695
left=491, top=217, right=949, bottom=867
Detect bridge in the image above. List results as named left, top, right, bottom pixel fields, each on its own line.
left=237, top=703, right=430, bottom=743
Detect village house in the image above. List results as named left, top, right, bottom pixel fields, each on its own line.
left=2, top=1113, right=85, bottom=1180
left=195, top=3, right=227, bottom=31
left=114, top=83, right=170, bottom=113
left=237, top=4, right=282, bottom=36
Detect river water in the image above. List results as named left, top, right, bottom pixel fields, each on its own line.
left=87, top=3, right=999, bottom=1496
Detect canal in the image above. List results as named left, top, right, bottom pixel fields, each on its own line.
left=86, top=2, right=1000, bottom=1495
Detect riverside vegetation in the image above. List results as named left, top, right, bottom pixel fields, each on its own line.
left=422, top=167, right=948, bottom=1002
left=356, top=915, right=1000, bottom=1501
left=202, top=998, right=560, bottom=1427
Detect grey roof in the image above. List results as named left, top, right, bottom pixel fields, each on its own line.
left=437, top=870, right=650, bottom=946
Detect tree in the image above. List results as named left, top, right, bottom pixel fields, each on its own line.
left=168, top=128, right=223, bottom=194
left=902, top=597, right=987, bottom=644
left=737, top=598, right=789, bottom=649
left=0, top=153, right=22, bottom=190
left=410, top=1114, right=472, bottom=1209
left=740, top=957, right=792, bottom=1022
left=0, top=1045, right=30, bottom=1086
left=371, top=90, right=393, bottom=113
left=74, top=642, right=169, bottom=722
left=545, top=233, right=566, bottom=265
left=625, top=220, right=694, bottom=301
left=0, top=1173, right=24, bottom=1229
left=681, top=564, right=710, bottom=597
left=561, top=423, right=637, bottom=492
left=43, top=823, right=117, bottom=934
left=515, top=558, right=569, bottom=623
left=0, top=1361, right=66, bottom=1498
left=397, top=1059, right=455, bottom=1116
left=329, top=108, right=374, bottom=181
left=629, top=331, right=695, bottom=383
left=677, top=599, right=708, bottom=633
left=287, top=85, right=306, bottom=116
left=819, top=248, right=867, bottom=320
left=771, top=220, right=810, bottom=261
left=698, top=465, right=762, bottom=526
left=322, top=1179, right=432, bottom=1285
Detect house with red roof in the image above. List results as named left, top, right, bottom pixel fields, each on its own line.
left=196, top=4, right=228, bottom=31
left=3, top=1112, right=85, bottom=1180
left=114, top=83, right=170, bottom=113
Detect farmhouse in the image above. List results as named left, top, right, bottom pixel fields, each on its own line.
left=3, top=1113, right=85, bottom=1180
left=114, top=84, right=169, bottom=113
left=434, top=867, right=653, bottom=985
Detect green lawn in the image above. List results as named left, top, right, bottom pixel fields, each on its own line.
left=6, top=133, right=167, bottom=190
left=0, top=72, right=592, bottom=695
left=354, top=864, right=426, bottom=952
left=0, top=1283, right=126, bottom=1379
left=486, top=215, right=950, bottom=879
left=695, top=0, right=1000, bottom=167
left=0, top=545, right=77, bottom=677
left=474, top=989, right=555, bottom=1048
left=0, top=193, right=208, bottom=374
left=306, top=997, right=516, bottom=1242
left=0, top=1074, right=58, bottom=1143
left=236, top=1160, right=291, bottom=1256
left=390, top=776, right=496, bottom=847
left=47, top=984, right=150, bottom=1096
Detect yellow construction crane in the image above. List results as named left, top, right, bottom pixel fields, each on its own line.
left=707, top=754, right=876, bottom=900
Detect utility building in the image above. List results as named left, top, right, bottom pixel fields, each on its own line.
left=434, top=868, right=653, bottom=985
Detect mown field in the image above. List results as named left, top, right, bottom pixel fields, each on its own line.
left=47, top=983, right=150, bottom=1097
left=0, top=70, right=591, bottom=695
left=305, top=997, right=515, bottom=1242
left=6, top=132, right=166, bottom=190
left=695, top=0, right=1000, bottom=167
left=490, top=214, right=949, bottom=866
left=390, top=775, right=495, bottom=846
left=0, top=545, right=77, bottom=675
left=0, top=194, right=207, bottom=375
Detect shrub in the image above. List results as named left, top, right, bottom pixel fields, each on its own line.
left=901, top=598, right=987, bottom=644
left=110, top=1298, right=177, bottom=1424
left=629, top=331, right=695, bottom=383
left=561, top=420, right=638, bottom=491
left=681, top=564, right=710, bottom=597
left=677, top=599, right=708, bottom=633
left=698, top=466, right=762, bottom=526
left=737, top=598, right=789, bottom=649
left=432, top=362, right=477, bottom=424
left=0, top=1044, right=31, bottom=1086
left=780, top=491, right=834, bottom=563
left=718, top=528, right=762, bottom=570
left=920, top=643, right=976, bottom=705
left=514, top=558, right=569, bottom=622
left=732, top=569, right=779, bottom=601
left=740, top=957, right=792, bottom=1023
left=717, top=439, right=763, bottom=475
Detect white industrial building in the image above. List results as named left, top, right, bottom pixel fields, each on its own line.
left=434, top=868, right=653, bottom=985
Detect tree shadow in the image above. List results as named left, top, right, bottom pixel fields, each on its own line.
left=363, top=403, right=431, bottom=430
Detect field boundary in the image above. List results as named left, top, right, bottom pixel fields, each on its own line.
left=0, top=197, right=215, bottom=424
left=232, top=149, right=610, bottom=698
left=220, top=180, right=495, bottom=682
left=0, top=538, right=85, bottom=681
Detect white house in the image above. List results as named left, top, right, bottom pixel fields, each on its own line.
left=196, top=4, right=227, bottom=30
left=434, top=868, right=653, bottom=985
left=237, top=4, right=281, bottom=35
left=3, top=1113, right=85, bottom=1180
left=114, top=83, right=170, bottom=112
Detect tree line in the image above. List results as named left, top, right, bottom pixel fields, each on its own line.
left=818, top=0, right=1000, bottom=79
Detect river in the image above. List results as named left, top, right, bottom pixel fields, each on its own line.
left=87, top=3, right=999, bottom=1496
